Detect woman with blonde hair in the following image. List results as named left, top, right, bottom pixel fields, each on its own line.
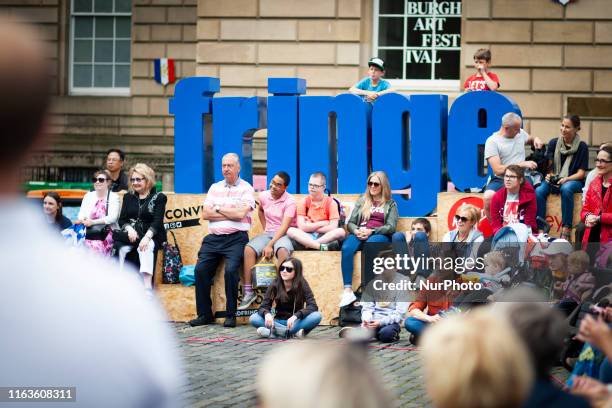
left=420, top=310, right=534, bottom=408
left=339, top=171, right=398, bottom=307
left=114, top=163, right=167, bottom=294
left=257, top=341, right=393, bottom=408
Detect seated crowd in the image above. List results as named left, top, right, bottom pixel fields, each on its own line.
left=45, top=121, right=612, bottom=407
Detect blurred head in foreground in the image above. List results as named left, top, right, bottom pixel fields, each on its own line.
left=420, top=310, right=533, bottom=408
left=0, top=15, right=51, bottom=194
left=257, top=341, right=393, bottom=408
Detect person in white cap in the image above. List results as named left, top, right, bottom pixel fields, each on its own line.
left=541, top=238, right=574, bottom=291
left=349, top=57, right=395, bottom=103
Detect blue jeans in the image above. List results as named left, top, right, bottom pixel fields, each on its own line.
left=535, top=180, right=583, bottom=229
left=341, top=233, right=390, bottom=286
left=392, top=231, right=430, bottom=277
left=249, top=311, right=322, bottom=335
left=404, top=317, right=429, bottom=339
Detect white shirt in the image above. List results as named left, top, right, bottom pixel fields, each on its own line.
left=0, top=199, right=183, bottom=407
left=77, top=190, right=120, bottom=228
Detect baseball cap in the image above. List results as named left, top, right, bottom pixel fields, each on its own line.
left=368, top=57, right=385, bottom=71
left=541, top=239, right=573, bottom=256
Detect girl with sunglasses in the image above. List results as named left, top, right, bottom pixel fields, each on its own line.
left=339, top=171, right=398, bottom=307
left=443, top=204, right=484, bottom=269
left=115, top=163, right=167, bottom=295
left=74, top=169, right=120, bottom=256
left=249, top=257, right=321, bottom=338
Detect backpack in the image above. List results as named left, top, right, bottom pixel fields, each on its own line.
left=304, top=194, right=347, bottom=227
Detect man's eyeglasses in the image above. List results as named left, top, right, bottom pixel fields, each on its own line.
left=92, top=177, right=108, bottom=183
left=454, top=215, right=470, bottom=223
left=279, top=266, right=294, bottom=272
left=270, top=180, right=284, bottom=188
left=131, top=177, right=144, bottom=183
left=595, top=158, right=612, bottom=164
left=504, top=174, right=518, bottom=180
left=368, top=181, right=381, bottom=187
left=308, top=183, right=324, bottom=189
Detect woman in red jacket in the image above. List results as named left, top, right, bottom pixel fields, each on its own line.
left=490, top=164, right=538, bottom=235
left=582, top=145, right=612, bottom=246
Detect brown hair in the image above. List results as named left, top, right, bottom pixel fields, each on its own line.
left=505, top=164, right=525, bottom=184
left=43, top=191, right=63, bottom=223
left=473, top=48, right=492, bottom=62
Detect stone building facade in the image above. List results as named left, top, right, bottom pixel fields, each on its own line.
left=2, top=0, right=610, bottom=188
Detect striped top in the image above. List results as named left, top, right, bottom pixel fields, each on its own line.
left=204, top=178, right=255, bottom=235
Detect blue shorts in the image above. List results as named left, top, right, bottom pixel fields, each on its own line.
left=485, top=176, right=504, bottom=192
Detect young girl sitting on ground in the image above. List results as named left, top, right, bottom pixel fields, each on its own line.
left=249, top=257, right=321, bottom=338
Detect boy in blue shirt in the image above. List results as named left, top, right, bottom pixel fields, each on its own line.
left=349, top=57, right=395, bottom=103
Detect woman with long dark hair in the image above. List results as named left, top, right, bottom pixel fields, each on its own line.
left=43, top=191, right=71, bottom=231
left=249, top=257, right=321, bottom=338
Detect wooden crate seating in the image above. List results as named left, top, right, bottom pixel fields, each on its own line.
left=153, top=192, right=581, bottom=324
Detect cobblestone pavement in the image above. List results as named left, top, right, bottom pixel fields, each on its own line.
left=172, top=322, right=571, bottom=408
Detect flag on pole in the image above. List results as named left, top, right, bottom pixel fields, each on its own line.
left=153, top=58, right=175, bottom=86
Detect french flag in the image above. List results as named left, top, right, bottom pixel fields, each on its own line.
left=153, top=58, right=175, bottom=86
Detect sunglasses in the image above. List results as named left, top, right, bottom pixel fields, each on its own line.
left=279, top=266, right=294, bottom=272
left=368, top=181, right=381, bottom=187
left=454, top=215, right=470, bottom=223
left=130, top=177, right=144, bottom=183
left=92, top=177, right=108, bottom=183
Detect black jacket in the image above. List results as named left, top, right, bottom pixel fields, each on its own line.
left=258, top=280, right=318, bottom=320
left=118, top=189, right=167, bottom=248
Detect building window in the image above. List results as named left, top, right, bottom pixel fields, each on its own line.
left=70, top=0, right=131, bottom=96
left=374, top=0, right=462, bottom=91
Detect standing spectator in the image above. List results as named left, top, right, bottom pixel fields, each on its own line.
left=43, top=191, right=72, bottom=231
left=339, top=171, right=398, bottom=307
left=74, top=169, right=120, bottom=257
left=535, top=115, right=588, bottom=239
left=249, top=257, right=321, bottom=338
left=421, top=311, right=533, bottom=408
left=105, top=148, right=129, bottom=192
left=240, top=171, right=296, bottom=311
left=483, top=112, right=543, bottom=220
left=116, top=163, right=167, bottom=295
left=490, top=165, right=538, bottom=235
left=349, top=57, right=395, bottom=103
left=286, top=172, right=345, bottom=251
left=0, top=17, right=181, bottom=407
left=582, top=145, right=612, bottom=247
left=189, top=153, right=255, bottom=328
left=463, top=48, right=500, bottom=91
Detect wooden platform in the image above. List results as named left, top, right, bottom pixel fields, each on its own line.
left=154, top=191, right=581, bottom=324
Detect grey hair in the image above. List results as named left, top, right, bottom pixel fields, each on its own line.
left=222, top=152, right=240, bottom=164
left=501, top=112, right=522, bottom=127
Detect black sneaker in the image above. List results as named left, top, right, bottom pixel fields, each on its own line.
left=223, top=316, right=236, bottom=328
left=327, top=240, right=341, bottom=251
left=189, top=316, right=215, bottom=327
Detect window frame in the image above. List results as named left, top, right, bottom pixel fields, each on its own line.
left=69, top=0, right=132, bottom=96
left=372, top=0, right=461, bottom=92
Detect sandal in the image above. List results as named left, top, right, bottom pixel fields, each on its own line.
left=560, top=226, right=572, bottom=241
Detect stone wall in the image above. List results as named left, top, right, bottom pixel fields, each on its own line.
left=463, top=0, right=612, bottom=146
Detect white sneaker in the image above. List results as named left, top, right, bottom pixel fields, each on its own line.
left=257, top=327, right=271, bottom=338
left=339, top=291, right=357, bottom=307
left=295, top=329, right=305, bottom=339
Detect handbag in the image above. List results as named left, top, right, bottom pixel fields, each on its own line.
left=339, top=286, right=363, bottom=327
left=162, top=231, right=182, bottom=284
left=85, top=190, right=111, bottom=241
left=251, top=257, right=277, bottom=288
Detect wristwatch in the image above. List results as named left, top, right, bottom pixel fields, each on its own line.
left=214, top=204, right=221, bottom=213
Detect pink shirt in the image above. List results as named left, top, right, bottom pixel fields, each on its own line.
left=259, top=190, right=297, bottom=233
left=204, top=178, right=255, bottom=235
